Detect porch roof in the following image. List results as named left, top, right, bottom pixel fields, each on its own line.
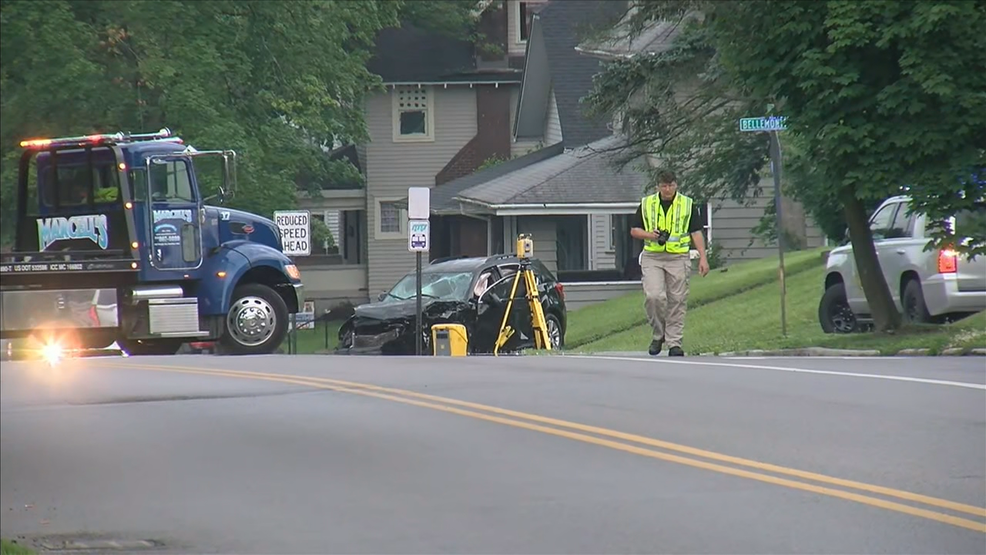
left=453, top=134, right=650, bottom=213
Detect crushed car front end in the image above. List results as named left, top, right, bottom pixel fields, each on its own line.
left=336, top=299, right=475, bottom=355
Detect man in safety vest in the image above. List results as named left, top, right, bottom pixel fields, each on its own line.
left=629, top=170, right=709, bottom=356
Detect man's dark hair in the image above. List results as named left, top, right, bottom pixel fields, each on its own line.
left=657, top=170, right=677, bottom=185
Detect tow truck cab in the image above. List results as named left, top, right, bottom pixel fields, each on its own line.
left=0, top=129, right=304, bottom=355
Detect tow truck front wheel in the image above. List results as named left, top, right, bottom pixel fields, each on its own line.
left=220, top=283, right=288, bottom=355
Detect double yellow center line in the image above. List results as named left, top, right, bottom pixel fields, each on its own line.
left=108, top=362, right=986, bottom=533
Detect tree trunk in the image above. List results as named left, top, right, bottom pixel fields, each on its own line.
left=840, top=189, right=902, bottom=333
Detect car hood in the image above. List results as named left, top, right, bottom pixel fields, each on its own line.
left=353, top=297, right=470, bottom=322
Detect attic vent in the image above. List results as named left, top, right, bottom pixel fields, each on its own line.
left=397, top=86, right=428, bottom=110
left=393, top=85, right=433, bottom=140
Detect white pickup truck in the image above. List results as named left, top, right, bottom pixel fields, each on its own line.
left=819, top=195, right=986, bottom=332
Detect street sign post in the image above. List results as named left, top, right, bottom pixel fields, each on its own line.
left=740, top=114, right=788, bottom=336
left=273, top=210, right=311, bottom=257
left=407, top=187, right=431, bottom=355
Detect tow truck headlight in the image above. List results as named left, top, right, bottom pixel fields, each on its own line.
left=285, top=264, right=301, bottom=281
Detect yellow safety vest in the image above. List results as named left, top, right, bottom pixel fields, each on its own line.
left=641, top=192, right=694, bottom=254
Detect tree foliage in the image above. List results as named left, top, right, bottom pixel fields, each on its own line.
left=0, top=0, right=483, bottom=247
left=584, top=0, right=986, bottom=332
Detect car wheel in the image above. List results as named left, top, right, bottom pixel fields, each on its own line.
left=902, top=279, right=931, bottom=324
left=545, top=313, right=564, bottom=349
left=219, top=283, right=288, bottom=355
left=339, top=325, right=355, bottom=350
left=818, top=282, right=858, bottom=334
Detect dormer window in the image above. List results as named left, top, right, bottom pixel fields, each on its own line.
left=392, top=85, right=435, bottom=142
left=515, top=1, right=547, bottom=44
left=519, top=2, right=531, bottom=42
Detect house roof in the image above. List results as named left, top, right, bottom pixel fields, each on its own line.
left=454, top=134, right=649, bottom=209
left=574, top=10, right=703, bottom=59
left=428, top=142, right=566, bottom=214
left=393, top=142, right=566, bottom=214
left=367, top=21, right=521, bottom=85
left=536, top=0, right=629, bottom=146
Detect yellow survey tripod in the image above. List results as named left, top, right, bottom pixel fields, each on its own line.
left=494, top=234, right=552, bottom=356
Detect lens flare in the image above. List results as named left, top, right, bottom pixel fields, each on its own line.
left=40, top=342, right=64, bottom=366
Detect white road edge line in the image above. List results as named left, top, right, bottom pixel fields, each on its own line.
left=561, top=355, right=986, bottom=391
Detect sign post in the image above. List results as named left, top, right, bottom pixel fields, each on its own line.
left=407, top=187, right=431, bottom=355
left=739, top=115, right=788, bottom=336
left=273, top=210, right=312, bottom=257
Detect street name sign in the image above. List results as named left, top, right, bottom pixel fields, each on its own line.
left=739, top=116, right=788, bottom=132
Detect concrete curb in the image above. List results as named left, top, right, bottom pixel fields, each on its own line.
left=712, top=347, right=985, bottom=357
left=568, top=347, right=986, bottom=357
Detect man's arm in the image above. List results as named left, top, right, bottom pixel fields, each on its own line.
left=690, top=228, right=707, bottom=259
left=689, top=205, right=710, bottom=275
left=630, top=206, right=659, bottom=241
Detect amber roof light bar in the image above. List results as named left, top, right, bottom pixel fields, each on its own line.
left=18, top=128, right=181, bottom=150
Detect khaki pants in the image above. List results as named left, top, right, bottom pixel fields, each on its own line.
left=640, top=250, right=691, bottom=347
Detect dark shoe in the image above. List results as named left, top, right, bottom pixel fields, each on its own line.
left=648, top=339, right=663, bottom=356
left=668, top=346, right=684, bottom=356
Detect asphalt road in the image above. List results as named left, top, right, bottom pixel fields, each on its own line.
left=2, top=353, right=985, bottom=554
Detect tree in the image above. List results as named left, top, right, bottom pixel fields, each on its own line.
left=0, top=0, right=485, bottom=248
left=584, top=0, right=986, bottom=333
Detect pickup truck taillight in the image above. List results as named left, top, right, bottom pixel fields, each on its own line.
left=937, top=249, right=958, bottom=274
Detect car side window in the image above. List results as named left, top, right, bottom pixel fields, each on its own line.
left=482, top=274, right=523, bottom=304
left=869, top=203, right=899, bottom=240
left=887, top=203, right=915, bottom=238
left=473, top=268, right=498, bottom=298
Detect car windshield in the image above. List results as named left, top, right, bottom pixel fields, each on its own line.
left=384, top=271, right=475, bottom=302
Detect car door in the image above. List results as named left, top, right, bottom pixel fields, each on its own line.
left=473, top=272, right=527, bottom=353
left=146, top=156, right=203, bottom=271
left=847, top=201, right=898, bottom=313
left=875, top=201, right=919, bottom=309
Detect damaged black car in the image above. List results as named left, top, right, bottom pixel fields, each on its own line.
left=337, top=254, right=567, bottom=355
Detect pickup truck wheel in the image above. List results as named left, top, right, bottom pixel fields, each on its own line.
left=902, top=279, right=931, bottom=324
left=118, top=338, right=184, bottom=356
left=220, top=283, right=288, bottom=355
left=819, top=282, right=858, bottom=334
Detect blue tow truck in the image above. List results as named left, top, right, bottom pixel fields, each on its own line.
left=0, top=128, right=304, bottom=356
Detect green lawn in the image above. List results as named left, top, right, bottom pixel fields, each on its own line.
left=1, top=540, right=36, bottom=555
left=281, top=319, right=344, bottom=354
left=573, top=262, right=986, bottom=355
left=564, top=247, right=830, bottom=349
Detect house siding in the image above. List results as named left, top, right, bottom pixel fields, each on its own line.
left=365, top=86, right=478, bottom=293
left=516, top=216, right=558, bottom=273
left=510, top=86, right=542, bottom=157
left=544, top=89, right=563, bottom=145
left=708, top=179, right=827, bottom=261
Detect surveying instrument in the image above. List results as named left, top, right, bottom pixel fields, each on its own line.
left=494, top=234, right=552, bottom=356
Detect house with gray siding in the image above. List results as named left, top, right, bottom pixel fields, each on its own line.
left=294, top=0, right=540, bottom=311
left=296, top=0, right=823, bottom=314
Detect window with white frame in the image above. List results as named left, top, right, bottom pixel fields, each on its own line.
left=392, top=85, right=434, bottom=142
left=378, top=200, right=401, bottom=235
left=517, top=2, right=531, bottom=42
